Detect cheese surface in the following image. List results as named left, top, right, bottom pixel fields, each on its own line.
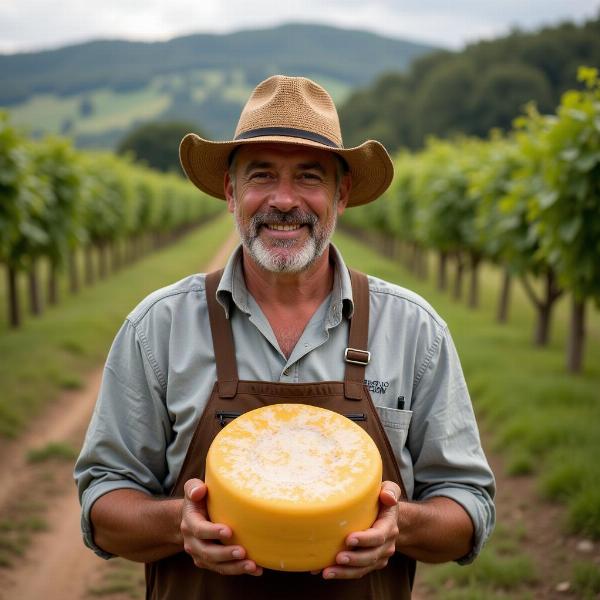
left=205, top=403, right=382, bottom=571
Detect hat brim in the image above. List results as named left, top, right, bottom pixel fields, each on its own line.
left=179, top=133, right=393, bottom=207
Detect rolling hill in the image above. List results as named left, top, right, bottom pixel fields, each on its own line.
left=0, top=23, right=436, bottom=147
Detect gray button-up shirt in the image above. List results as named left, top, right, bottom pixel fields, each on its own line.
left=75, top=244, right=495, bottom=563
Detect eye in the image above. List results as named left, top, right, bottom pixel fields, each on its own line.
left=249, top=171, right=273, bottom=181
left=299, top=172, right=322, bottom=182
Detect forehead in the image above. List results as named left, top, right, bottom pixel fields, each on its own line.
left=233, top=143, right=338, bottom=170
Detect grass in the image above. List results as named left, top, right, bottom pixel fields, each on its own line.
left=572, top=560, right=600, bottom=598
left=0, top=507, right=49, bottom=567
left=333, top=230, right=600, bottom=543
left=88, top=558, right=145, bottom=598
left=27, top=441, right=79, bottom=463
left=419, top=550, right=537, bottom=597
left=0, top=212, right=232, bottom=438
left=221, top=68, right=253, bottom=103
left=8, top=83, right=170, bottom=137
left=7, top=68, right=229, bottom=142
left=74, top=87, right=170, bottom=134
left=415, top=520, right=537, bottom=599
left=8, top=93, right=81, bottom=135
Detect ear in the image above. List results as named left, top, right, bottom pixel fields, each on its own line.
left=224, top=171, right=235, bottom=213
left=336, top=172, right=352, bottom=217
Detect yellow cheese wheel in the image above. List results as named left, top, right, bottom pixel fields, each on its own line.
left=205, top=403, right=382, bottom=571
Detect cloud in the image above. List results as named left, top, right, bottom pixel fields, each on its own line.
left=0, top=0, right=598, bottom=53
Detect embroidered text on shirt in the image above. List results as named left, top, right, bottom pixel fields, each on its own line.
left=364, top=379, right=389, bottom=394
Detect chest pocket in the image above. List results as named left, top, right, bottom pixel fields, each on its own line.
left=375, top=405, right=413, bottom=466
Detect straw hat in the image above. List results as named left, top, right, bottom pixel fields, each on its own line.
left=179, top=75, right=393, bottom=207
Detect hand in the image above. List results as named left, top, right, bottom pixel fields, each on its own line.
left=180, top=478, right=263, bottom=576
left=318, top=481, right=400, bottom=580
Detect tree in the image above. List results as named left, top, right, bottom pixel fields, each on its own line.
left=470, top=134, right=524, bottom=322
left=338, top=16, right=600, bottom=152
left=79, top=153, right=129, bottom=279
left=529, top=67, right=600, bottom=372
left=0, top=114, right=54, bottom=326
left=413, top=138, right=483, bottom=303
left=30, top=137, right=83, bottom=302
left=340, top=73, right=414, bottom=150
left=507, top=106, right=564, bottom=347
left=1, top=113, right=29, bottom=326
left=117, top=120, right=205, bottom=174
left=79, top=97, right=94, bottom=118
left=412, top=58, right=477, bottom=142
left=389, top=154, right=423, bottom=272
left=470, top=63, right=554, bottom=136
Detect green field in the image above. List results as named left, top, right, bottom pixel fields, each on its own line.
left=8, top=81, right=172, bottom=138
left=5, top=67, right=352, bottom=148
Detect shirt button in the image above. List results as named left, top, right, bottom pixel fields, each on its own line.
left=283, top=368, right=290, bottom=376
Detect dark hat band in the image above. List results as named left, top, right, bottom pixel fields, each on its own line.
left=234, top=127, right=341, bottom=148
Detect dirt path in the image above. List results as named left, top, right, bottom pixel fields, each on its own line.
left=0, top=230, right=239, bottom=600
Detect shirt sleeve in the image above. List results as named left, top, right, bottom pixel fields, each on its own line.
left=408, top=325, right=496, bottom=565
left=73, top=318, right=172, bottom=559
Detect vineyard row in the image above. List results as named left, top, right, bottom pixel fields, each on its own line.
left=0, top=115, right=223, bottom=329
left=342, top=67, right=600, bottom=373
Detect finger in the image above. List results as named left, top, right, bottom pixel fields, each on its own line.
left=379, top=481, right=401, bottom=506
left=208, top=560, right=263, bottom=576
left=184, top=516, right=233, bottom=541
left=345, top=528, right=385, bottom=549
left=184, top=538, right=263, bottom=576
left=322, top=562, right=385, bottom=580
left=196, top=557, right=263, bottom=576
left=345, top=514, right=398, bottom=549
left=185, top=538, right=247, bottom=563
left=335, top=543, right=395, bottom=568
left=184, top=479, right=207, bottom=503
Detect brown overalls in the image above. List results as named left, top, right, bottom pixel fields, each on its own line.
left=146, top=269, right=416, bottom=599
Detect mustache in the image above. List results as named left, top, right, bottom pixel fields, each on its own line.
left=250, top=209, right=318, bottom=228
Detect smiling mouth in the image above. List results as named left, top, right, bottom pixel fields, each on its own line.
left=264, top=224, right=305, bottom=231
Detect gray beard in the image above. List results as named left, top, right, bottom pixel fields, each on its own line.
left=234, top=203, right=338, bottom=273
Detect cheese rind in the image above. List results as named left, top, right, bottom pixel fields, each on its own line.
left=205, top=403, right=383, bottom=571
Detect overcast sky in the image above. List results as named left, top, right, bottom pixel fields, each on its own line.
left=1, top=0, right=598, bottom=54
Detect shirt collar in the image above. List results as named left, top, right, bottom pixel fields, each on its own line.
left=215, top=243, right=354, bottom=321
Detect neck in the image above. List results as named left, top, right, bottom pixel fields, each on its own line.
left=242, top=246, right=334, bottom=309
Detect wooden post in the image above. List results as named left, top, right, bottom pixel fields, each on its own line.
left=7, top=265, right=21, bottom=328
left=567, top=297, right=586, bottom=374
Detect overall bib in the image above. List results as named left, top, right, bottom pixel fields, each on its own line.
left=146, top=269, right=416, bottom=599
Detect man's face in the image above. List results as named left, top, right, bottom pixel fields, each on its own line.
left=225, top=143, right=351, bottom=273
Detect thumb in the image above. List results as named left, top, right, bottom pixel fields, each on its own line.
left=380, top=481, right=401, bottom=507
left=184, top=478, right=207, bottom=503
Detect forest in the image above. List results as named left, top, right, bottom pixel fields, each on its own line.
left=340, top=15, right=600, bottom=150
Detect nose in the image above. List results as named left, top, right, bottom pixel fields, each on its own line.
left=268, top=176, right=298, bottom=212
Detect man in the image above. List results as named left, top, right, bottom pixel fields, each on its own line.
left=75, top=75, right=495, bottom=599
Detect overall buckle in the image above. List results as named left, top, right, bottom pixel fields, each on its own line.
left=344, top=347, right=371, bottom=365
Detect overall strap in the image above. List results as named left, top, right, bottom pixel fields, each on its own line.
left=344, top=269, right=370, bottom=400
left=205, top=269, right=238, bottom=398
left=205, top=267, right=370, bottom=400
